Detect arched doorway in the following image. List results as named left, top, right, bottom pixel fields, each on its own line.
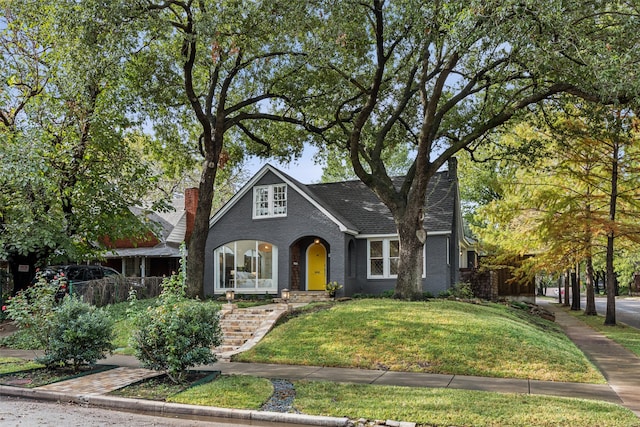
left=306, top=241, right=327, bottom=291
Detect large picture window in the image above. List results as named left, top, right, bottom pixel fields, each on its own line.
left=367, top=238, right=424, bottom=279
left=253, top=184, right=287, bottom=218
left=214, top=240, right=278, bottom=293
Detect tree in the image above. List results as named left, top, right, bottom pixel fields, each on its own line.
left=1, top=1, right=155, bottom=290
left=291, top=0, right=640, bottom=299
left=127, top=1, right=324, bottom=298
left=320, top=141, right=414, bottom=183
left=470, top=104, right=640, bottom=323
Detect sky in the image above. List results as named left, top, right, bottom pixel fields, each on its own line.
left=245, top=145, right=324, bottom=184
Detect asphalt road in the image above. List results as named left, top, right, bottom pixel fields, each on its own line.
left=587, top=297, right=640, bottom=329
left=0, top=395, right=308, bottom=427
left=545, top=291, right=640, bottom=329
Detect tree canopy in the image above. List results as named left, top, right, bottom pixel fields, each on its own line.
left=3, top=0, right=640, bottom=299
left=469, top=103, right=640, bottom=323
left=0, top=1, right=157, bottom=289
left=291, top=0, right=640, bottom=298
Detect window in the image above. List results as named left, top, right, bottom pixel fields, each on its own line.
left=253, top=184, right=287, bottom=218
left=367, top=238, right=425, bottom=279
left=369, top=240, right=384, bottom=276
left=214, top=240, right=278, bottom=293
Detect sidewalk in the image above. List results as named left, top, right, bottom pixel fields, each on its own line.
left=1, top=300, right=640, bottom=423
left=538, top=299, right=640, bottom=415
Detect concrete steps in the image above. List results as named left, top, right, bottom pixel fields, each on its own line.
left=214, top=304, right=289, bottom=360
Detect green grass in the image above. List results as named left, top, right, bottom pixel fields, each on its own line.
left=103, top=298, right=222, bottom=354
left=234, top=299, right=604, bottom=383
left=567, top=306, right=640, bottom=357
left=102, top=299, right=157, bottom=355
left=293, top=381, right=639, bottom=427
left=168, top=375, right=273, bottom=409
left=0, top=357, right=43, bottom=374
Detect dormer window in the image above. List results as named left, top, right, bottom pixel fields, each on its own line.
left=253, top=184, right=287, bottom=218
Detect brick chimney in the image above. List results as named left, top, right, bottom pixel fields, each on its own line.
left=184, top=187, right=199, bottom=243
left=448, top=157, right=458, bottom=181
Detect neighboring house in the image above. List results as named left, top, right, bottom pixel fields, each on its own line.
left=204, top=159, right=474, bottom=298
left=102, top=188, right=199, bottom=278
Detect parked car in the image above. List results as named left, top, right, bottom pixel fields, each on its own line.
left=33, top=265, right=123, bottom=301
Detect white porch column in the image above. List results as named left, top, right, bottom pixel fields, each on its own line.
left=141, top=257, right=146, bottom=278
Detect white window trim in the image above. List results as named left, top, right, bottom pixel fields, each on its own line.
left=367, top=237, right=426, bottom=279
left=252, top=184, right=287, bottom=219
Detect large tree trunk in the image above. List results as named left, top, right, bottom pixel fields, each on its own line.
left=584, top=256, right=597, bottom=315
left=563, top=270, right=570, bottom=306
left=394, top=211, right=426, bottom=300
left=185, top=158, right=217, bottom=299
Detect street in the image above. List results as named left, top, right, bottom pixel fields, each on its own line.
left=589, top=297, right=640, bottom=329
left=548, top=292, right=640, bottom=329
left=0, top=395, right=307, bottom=427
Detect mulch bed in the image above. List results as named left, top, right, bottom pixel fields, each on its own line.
left=110, top=371, right=217, bottom=401
left=0, top=364, right=118, bottom=388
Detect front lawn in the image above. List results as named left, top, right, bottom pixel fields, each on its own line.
left=0, top=357, right=43, bottom=374
left=294, top=381, right=637, bottom=427
left=113, top=373, right=639, bottom=426
left=234, top=299, right=604, bottom=383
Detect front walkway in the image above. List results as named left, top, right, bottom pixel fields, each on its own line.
left=35, top=367, right=162, bottom=395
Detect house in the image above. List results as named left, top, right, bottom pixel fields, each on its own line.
left=102, top=188, right=199, bottom=278
left=204, top=159, right=473, bottom=298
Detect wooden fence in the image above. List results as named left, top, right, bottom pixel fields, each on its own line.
left=70, top=276, right=164, bottom=307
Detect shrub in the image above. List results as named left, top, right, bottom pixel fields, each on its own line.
left=4, top=275, right=115, bottom=370
left=38, top=296, right=115, bottom=370
left=131, top=299, right=221, bottom=382
left=3, top=275, right=58, bottom=349
left=442, top=282, right=475, bottom=300
left=129, top=250, right=222, bottom=383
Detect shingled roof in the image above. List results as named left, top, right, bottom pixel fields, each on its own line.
left=209, top=163, right=458, bottom=236
left=307, top=170, right=457, bottom=235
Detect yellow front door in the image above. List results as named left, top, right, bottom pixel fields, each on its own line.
left=307, top=242, right=326, bottom=291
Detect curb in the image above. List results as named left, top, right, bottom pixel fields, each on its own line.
left=0, top=385, right=350, bottom=426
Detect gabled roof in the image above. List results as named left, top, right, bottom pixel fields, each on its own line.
left=105, top=197, right=189, bottom=259
left=210, top=164, right=458, bottom=237
left=307, top=172, right=456, bottom=236
left=210, top=164, right=359, bottom=234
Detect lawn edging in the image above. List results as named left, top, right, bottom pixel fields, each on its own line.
left=0, top=384, right=350, bottom=426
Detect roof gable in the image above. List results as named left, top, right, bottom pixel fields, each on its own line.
left=209, top=164, right=358, bottom=233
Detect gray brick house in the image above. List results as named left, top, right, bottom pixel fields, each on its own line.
left=203, top=159, right=473, bottom=298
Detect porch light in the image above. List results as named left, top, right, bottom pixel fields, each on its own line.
left=225, top=289, right=235, bottom=304
left=281, top=288, right=290, bottom=304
